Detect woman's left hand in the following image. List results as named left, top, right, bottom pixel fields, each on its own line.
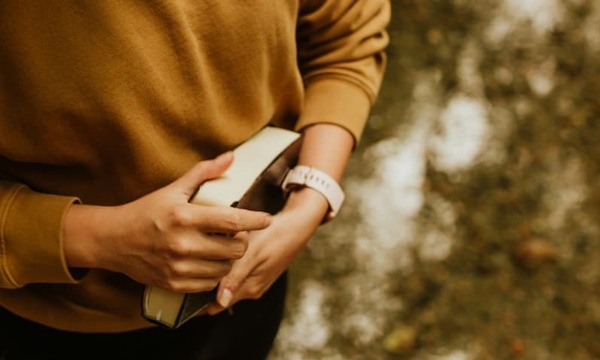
left=205, top=187, right=328, bottom=314
left=205, top=123, right=355, bottom=314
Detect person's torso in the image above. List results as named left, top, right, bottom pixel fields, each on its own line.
left=0, top=0, right=303, bottom=205
left=0, top=0, right=303, bottom=332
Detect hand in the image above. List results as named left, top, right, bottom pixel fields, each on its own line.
left=204, top=123, right=354, bottom=314
left=205, top=187, right=329, bottom=314
left=63, top=152, right=272, bottom=293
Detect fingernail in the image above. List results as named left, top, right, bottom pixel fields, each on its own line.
left=218, top=288, right=233, bottom=308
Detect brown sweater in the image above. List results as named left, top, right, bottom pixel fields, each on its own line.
left=0, top=0, right=389, bottom=332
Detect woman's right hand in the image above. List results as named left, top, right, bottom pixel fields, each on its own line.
left=62, top=152, right=271, bottom=293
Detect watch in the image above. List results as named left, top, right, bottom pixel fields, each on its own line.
left=281, top=165, right=345, bottom=222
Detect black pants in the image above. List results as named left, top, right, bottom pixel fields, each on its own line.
left=0, top=274, right=286, bottom=360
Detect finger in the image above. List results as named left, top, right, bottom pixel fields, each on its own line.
left=166, top=258, right=233, bottom=279
left=215, top=256, right=255, bottom=308
left=160, top=277, right=221, bottom=294
left=182, top=233, right=248, bottom=260
left=188, top=205, right=271, bottom=233
left=170, top=151, right=234, bottom=198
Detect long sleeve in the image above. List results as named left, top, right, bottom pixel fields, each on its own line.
left=295, top=0, right=391, bottom=142
left=0, top=180, right=80, bottom=288
left=0, top=1, right=385, bottom=332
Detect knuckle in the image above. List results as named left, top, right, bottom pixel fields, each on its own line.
left=165, top=261, right=188, bottom=278
left=246, top=284, right=264, bottom=299
left=223, top=212, right=243, bottom=231
left=161, top=279, right=183, bottom=292
left=167, top=205, right=192, bottom=227
left=164, top=238, right=190, bottom=258
left=230, top=240, right=248, bottom=259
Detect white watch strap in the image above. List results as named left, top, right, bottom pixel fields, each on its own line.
left=281, top=165, right=345, bottom=221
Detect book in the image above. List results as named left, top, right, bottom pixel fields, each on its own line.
left=142, top=126, right=302, bottom=329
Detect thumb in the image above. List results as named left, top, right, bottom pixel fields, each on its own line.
left=172, top=151, right=234, bottom=197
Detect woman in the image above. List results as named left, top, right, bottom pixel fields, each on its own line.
left=0, top=1, right=390, bottom=358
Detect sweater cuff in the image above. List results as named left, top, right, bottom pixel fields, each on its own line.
left=1, top=185, right=81, bottom=287
left=295, top=78, right=373, bottom=145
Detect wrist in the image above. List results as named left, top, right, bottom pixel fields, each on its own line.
left=284, top=186, right=328, bottom=214
left=63, top=204, right=113, bottom=269
left=282, top=165, right=345, bottom=223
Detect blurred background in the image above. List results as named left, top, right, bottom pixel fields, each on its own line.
left=271, top=1, right=600, bottom=359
